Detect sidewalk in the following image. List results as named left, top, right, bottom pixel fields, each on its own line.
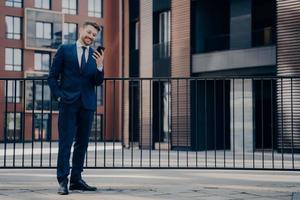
left=0, top=169, right=300, bottom=200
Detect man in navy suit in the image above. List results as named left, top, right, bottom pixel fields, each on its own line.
left=48, top=21, right=104, bottom=195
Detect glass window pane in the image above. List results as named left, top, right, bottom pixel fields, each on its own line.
left=5, top=48, right=13, bottom=65
left=44, top=87, right=51, bottom=100
left=35, top=0, right=42, bottom=7
left=36, top=83, right=42, bottom=100
left=7, top=81, right=13, bottom=97
left=42, top=54, right=50, bottom=70
left=5, top=17, right=13, bottom=36
left=63, top=23, right=68, bottom=39
left=36, top=22, right=43, bottom=38
left=14, top=17, right=21, bottom=38
left=95, top=0, right=101, bottom=13
left=62, top=0, right=68, bottom=8
left=6, top=0, right=23, bottom=8
left=5, top=1, right=13, bottom=7
left=44, top=23, right=52, bottom=39
left=14, top=49, right=22, bottom=65
left=34, top=53, right=42, bottom=70
left=43, top=0, right=50, bottom=9
left=70, top=0, right=77, bottom=9
left=70, top=24, right=77, bottom=40
left=88, top=0, right=93, bottom=13
left=15, top=66, right=21, bottom=71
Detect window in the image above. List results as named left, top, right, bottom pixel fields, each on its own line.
left=63, top=23, right=77, bottom=43
left=5, top=113, right=22, bottom=142
left=26, top=79, right=51, bottom=110
left=25, top=9, right=63, bottom=50
left=25, top=74, right=57, bottom=111
left=35, top=0, right=51, bottom=9
left=5, top=80, right=21, bottom=103
left=135, top=21, right=140, bottom=50
left=96, top=85, right=103, bottom=106
left=88, top=0, right=103, bottom=18
left=90, top=114, right=103, bottom=141
left=35, top=80, right=51, bottom=105
left=62, top=0, right=77, bottom=15
left=191, top=0, right=230, bottom=53
left=252, top=0, right=276, bottom=47
left=5, top=16, right=22, bottom=40
left=159, top=11, right=170, bottom=44
left=5, top=0, right=23, bottom=8
left=159, top=11, right=170, bottom=58
left=34, top=52, right=51, bottom=71
left=93, top=26, right=103, bottom=48
left=36, top=22, right=52, bottom=39
left=5, top=48, right=22, bottom=71
left=34, top=114, right=50, bottom=141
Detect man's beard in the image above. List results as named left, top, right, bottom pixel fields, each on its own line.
left=81, top=36, right=93, bottom=46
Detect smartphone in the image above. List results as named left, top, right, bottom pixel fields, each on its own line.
left=97, top=46, right=105, bottom=55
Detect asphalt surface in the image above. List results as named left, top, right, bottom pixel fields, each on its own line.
left=0, top=169, right=300, bottom=200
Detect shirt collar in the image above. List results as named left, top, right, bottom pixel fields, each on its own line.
left=76, top=40, right=90, bottom=51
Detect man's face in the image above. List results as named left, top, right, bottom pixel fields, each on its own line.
left=79, top=25, right=98, bottom=46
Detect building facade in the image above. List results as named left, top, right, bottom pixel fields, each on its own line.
left=0, top=0, right=121, bottom=142
left=123, top=0, right=300, bottom=152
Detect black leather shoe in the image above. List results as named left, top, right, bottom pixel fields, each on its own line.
left=58, top=180, right=69, bottom=195
left=69, top=179, right=97, bottom=191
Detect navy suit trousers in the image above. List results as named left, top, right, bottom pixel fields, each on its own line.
left=56, top=98, right=94, bottom=183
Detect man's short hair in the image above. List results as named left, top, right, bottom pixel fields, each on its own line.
left=82, top=21, right=101, bottom=32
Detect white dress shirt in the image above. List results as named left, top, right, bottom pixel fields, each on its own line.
left=76, top=40, right=103, bottom=71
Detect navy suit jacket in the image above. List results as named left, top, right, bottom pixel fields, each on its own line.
left=48, top=43, right=104, bottom=110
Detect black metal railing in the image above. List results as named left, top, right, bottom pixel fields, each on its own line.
left=0, top=76, right=300, bottom=170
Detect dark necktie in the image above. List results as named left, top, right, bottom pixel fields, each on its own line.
left=81, top=46, right=87, bottom=70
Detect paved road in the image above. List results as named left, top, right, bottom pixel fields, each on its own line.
left=0, top=169, right=300, bottom=200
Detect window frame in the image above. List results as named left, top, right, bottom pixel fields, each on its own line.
left=5, top=48, right=23, bottom=71
left=5, top=16, right=22, bottom=40
left=88, top=0, right=103, bottom=18
left=5, top=112, right=23, bottom=142
left=34, top=51, right=51, bottom=71
left=62, top=0, right=78, bottom=15
left=63, top=23, right=78, bottom=44
left=5, top=80, right=22, bottom=103
left=34, top=0, right=51, bottom=10
left=36, top=21, right=53, bottom=39
left=5, top=0, right=23, bottom=8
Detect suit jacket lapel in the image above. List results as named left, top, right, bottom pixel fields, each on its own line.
left=71, top=43, right=80, bottom=70
left=86, top=47, right=94, bottom=68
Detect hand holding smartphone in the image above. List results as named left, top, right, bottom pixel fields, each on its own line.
left=97, top=46, right=105, bottom=55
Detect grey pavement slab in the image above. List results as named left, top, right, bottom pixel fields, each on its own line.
left=0, top=169, right=300, bottom=200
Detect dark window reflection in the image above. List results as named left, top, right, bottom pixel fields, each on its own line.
left=34, top=114, right=50, bottom=141
left=252, top=0, right=276, bottom=47
left=96, top=85, right=103, bottom=106
left=63, top=23, right=77, bottom=44
left=90, top=114, right=103, bottom=141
